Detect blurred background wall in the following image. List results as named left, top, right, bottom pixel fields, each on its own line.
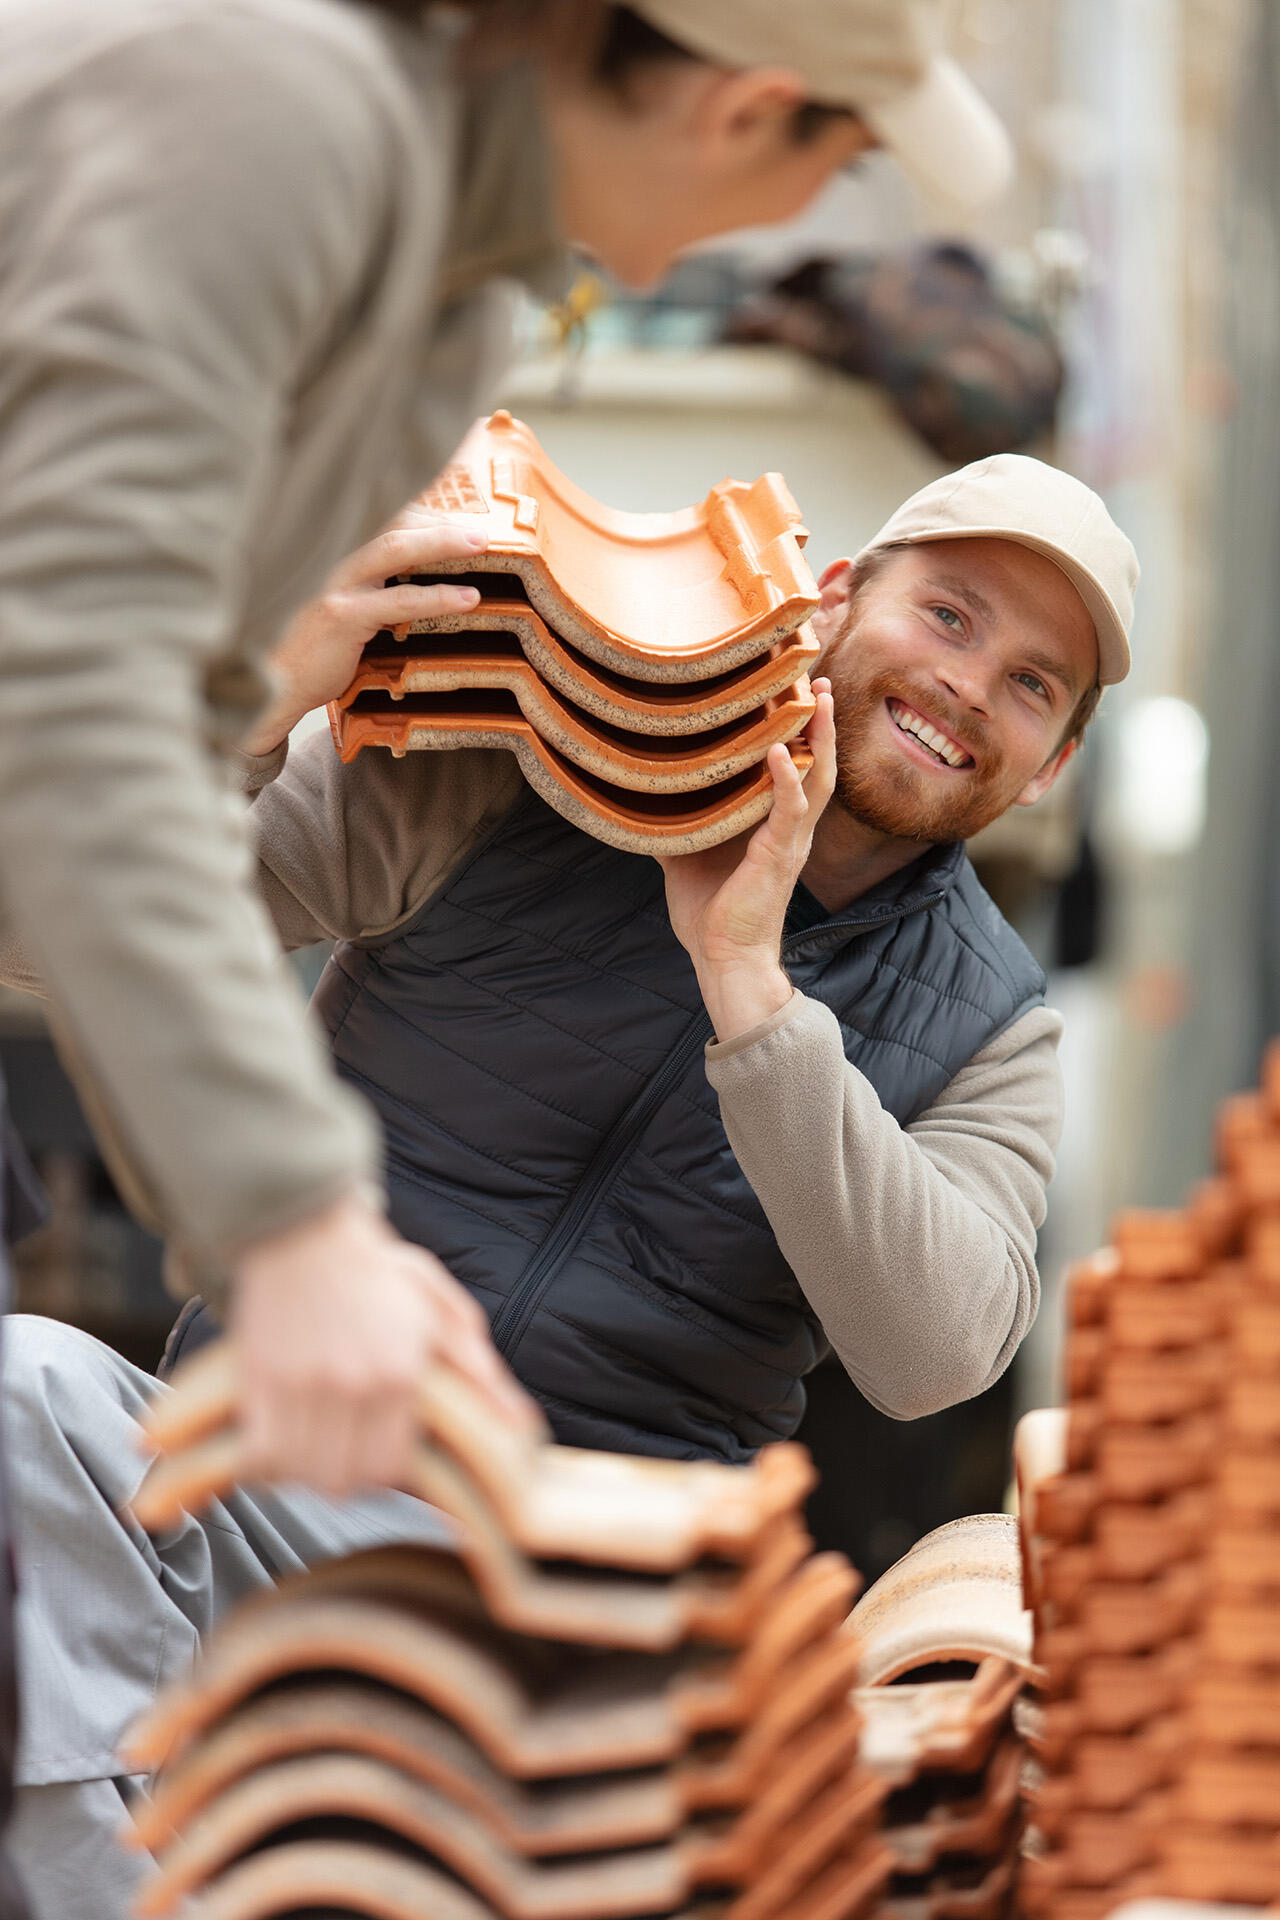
left=1, top=0, right=1271, bottom=1578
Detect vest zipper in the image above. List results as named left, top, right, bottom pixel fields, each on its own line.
left=489, top=1009, right=713, bottom=1362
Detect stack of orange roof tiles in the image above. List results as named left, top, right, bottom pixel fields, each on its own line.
left=849, top=1516, right=1034, bottom=1920
left=327, top=409, right=819, bottom=856
left=123, top=1340, right=893, bottom=1920
left=860, top=1660, right=1026, bottom=1920
left=1017, top=1039, right=1280, bottom=1920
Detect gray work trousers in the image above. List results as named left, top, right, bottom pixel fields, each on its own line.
left=0, top=1322, right=27, bottom=1920
left=2, top=1314, right=454, bottom=1920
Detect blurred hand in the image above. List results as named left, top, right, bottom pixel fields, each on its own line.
left=228, top=1191, right=539, bottom=1496
left=243, top=509, right=492, bottom=756
left=657, top=680, right=836, bottom=1042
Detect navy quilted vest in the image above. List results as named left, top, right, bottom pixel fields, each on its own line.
left=305, top=790, right=1044, bottom=1462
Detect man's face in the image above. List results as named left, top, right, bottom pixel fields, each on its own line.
left=815, top=538, right=1098, bottom=844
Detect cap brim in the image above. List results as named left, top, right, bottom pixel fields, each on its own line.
left=871, top=524, right=1130, bottom=686
left=862, top=56, right=1014, bottom=213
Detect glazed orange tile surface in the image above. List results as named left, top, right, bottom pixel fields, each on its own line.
left=325, top=413, right=826, bottom=852
left=412, top=411, right=820, bottom=681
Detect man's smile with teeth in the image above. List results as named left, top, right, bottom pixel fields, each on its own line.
left=886, top=698, right=974, bottom=769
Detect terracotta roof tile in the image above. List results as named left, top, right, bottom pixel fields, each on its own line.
left=413, top=412, right=820, bottom=682
left=132, top=1335, right=956, bottom=1920
left=1015, top=1053, right=1280, bottom=1917
left=857, top=1661, right=1023, bottom=1785
left=330, top=679, right=814, bottom=794
left=325, top=412, right=826, bottom=848
left=880, top=1852, right=1017, bottom=1920
left=845, top=1516, right=1033, bottom=1687
left=326, top=705, right=813, bottom=856
left=391, top=606, right=820, bottom=735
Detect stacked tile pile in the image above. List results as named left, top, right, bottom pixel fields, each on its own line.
left=124, top=1340, right=893, bottom=1920
left=851, top=1517, right=1034, bottom=1920
left=1016, top=1041, right=1280, bottom=1920
left=860, top=1659, right=1026, bottom=1920
left=327, top=409, right=820, bottom=856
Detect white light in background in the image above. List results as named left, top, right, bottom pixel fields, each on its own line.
left=1113, top=696, right=1209, bottom=855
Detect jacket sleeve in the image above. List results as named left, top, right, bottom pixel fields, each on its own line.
left=703, top=996, right=1063, bottom=1418
left=0, top=17, right=403, bottom=1272
left=244, top=731, right=525, bottom=949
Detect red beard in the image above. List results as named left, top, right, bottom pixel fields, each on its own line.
left=830, top=670, right=1013, bottom=844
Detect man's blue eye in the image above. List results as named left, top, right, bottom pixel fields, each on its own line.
left=933, top=605, right=962, bottom=629
left=1016, top=672, right=1048, bottom=696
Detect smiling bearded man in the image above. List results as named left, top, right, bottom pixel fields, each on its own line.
left=784, top=456, right=1126, bottom=917
left=827, top=534, right=1099, bottom=844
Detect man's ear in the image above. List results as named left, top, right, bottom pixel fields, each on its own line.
left=1014, top=737, right=1078, bottom=808
left=811, top=558, right=857, bottom=656
left=692, top=66, right=808, bottom=159
left=817, top=557, right=857, bottom=611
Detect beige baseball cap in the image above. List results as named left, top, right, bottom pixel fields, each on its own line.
left=632, top=0, right=1013, bottom=211
left=857, top=454, right=1139, bottom=686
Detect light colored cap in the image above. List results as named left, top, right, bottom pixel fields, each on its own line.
left=857, top=454, right=1139, bottom=686
left=632, top=0, right=1013, bottom=211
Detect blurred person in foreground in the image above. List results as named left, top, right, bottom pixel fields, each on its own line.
left=1, top=454, right=1137, bottom=1917
left=0, top=0, right=1014, bottom=1909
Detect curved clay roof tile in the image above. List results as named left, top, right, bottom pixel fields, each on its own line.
left=324, top=711, right=812, bottom=857
left=330, top=672, right=814, bottom=794
left=174, top=1836, right=893, bottom=1920
left=140, top=1342, right=815, bottom=1573
left=415, top=412, right=819, bottom=682
left=142, top=1744, right=885, bottom=1920
left=394, top=607, right=819, bottom=737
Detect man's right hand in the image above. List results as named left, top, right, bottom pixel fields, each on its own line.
left=228, top=1191, right=539, bottom=1495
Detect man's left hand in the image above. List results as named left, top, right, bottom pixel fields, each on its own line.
left=657, top=679, right=835, bottom=1042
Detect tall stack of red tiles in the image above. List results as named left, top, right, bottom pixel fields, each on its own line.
left=1017, top=1038, right=1280, bottom=1920
left=326, top=410, right=820, bottom=856
left=122, top=1341, right=894, bottom=1920
left=1162, top=1053, right=1280, bottom=1905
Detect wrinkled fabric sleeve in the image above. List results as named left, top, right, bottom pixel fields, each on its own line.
left=243, top=731, right=524, bottom=947
left=0, top=20, right=399, bottom=1269
left=704, top=996, right=1063, bottom=1418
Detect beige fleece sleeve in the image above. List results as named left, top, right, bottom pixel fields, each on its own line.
left=246, top=731, right=525, bottom=947
left=704, top=997, right=1063, bottom=1420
